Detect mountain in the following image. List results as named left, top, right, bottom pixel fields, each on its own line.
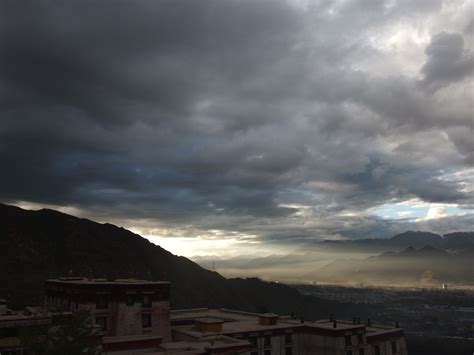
left=191, top=231, right=474, bottom=284
left=0, top=203, right=355, bottom=319
left=311, top=245, right=473, bottom=286
left=388, top=231, right=444, bottom=248
left=304, top=231, right=474, bottom=253
left=443, top=232, right=474, bottom=248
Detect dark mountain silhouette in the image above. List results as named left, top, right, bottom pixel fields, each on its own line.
left=443, top=232, right=474, bottom=248
left=0, top=203, right=355, bottom=319
left=388, top=231, right=444, bottom=247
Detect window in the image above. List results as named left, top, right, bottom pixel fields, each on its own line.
left=346, top=351, right=353, bottom=355
left=374, top=345, right=381, bottom=355
left=264, top=336, right=271, bottom=346
left=264, top=350, right=271, bottom=355
left=0, top=328, right=19, bottom=337
left=357, top=334, right=363, bottom=344
left=391, top=341, right=397, bottom=353
left=96, top=295, right=108, bottom=309
left=95, top=316, right=107, bottom=331
left=285, top=333, right=292, bottom=344
left=359, top=349, right=365, bottom=355
left=250, top=352, right=258, bottom=355
left=345, top=335, right=352, bottom=347
left=126, top=294, right=135, bottom=306
left=142, top=295, right=152, bottom=307
left=249, top=337, right=257, bottom=346
left=142, top=313, right=152, bottom=328
left=285, top=347, right=293, bottom=355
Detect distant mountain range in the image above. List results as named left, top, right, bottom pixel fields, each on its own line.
left=0, top=203, right=356, bottom=320
left=192, top=231, right=474, bottom=286
left=312, top=231, right=474, bottom=252
left=312, top=244, right=473, bottom=286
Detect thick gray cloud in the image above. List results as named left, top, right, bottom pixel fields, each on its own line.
left=420, top=32, right=474, bottom=90
left=0, top=0, right=472, bottom=250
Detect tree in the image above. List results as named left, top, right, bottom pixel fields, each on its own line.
left=21, top=311, right=101, bottom=355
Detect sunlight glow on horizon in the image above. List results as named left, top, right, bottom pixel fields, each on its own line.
left=140, top=234, right=274, bottom=258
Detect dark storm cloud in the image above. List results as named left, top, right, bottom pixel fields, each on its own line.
left=0, top=0, right=472, bottom=243
left=420, top=32, right=474, bottom=90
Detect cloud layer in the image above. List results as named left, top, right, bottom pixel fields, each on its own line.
left=1, top=0, right=473, bottom=252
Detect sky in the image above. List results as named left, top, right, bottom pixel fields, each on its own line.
left=1, top=0, right=473, bottom=257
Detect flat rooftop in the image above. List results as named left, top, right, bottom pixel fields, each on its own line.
left=0, top=313, right=51, bottom=328
left=46, top=277, right=170, bottom=285
left=172, top=308, right=403, bottom=338
left=102, top=334, right=162, bottom=344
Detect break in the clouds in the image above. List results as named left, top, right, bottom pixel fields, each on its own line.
left=1, top=0, right=473, bottom=255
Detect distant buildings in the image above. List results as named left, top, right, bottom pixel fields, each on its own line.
left=0, top=277, right=408, bottom=355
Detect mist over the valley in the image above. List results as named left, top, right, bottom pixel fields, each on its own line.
left=192, top=231, right=474, bottom=287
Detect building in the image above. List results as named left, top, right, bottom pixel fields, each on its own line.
left=0, top=299, right=52, bottom=355
left=166, top=308, right=407, bottom=355
left=1, top=278, right=408, bottom=355
left=45, top=277, right=171, bottom=354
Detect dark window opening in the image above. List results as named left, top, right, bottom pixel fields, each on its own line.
left=374, top=345, right=381, bottom=355
left=142, top=313, right=152, bottom=328
left=346, top=351, right=353, bottom=355
left=264, top=350, right=271, bottom=355
left=126, top=295, right=135, bottom=306
left=359, top=348, right=365, bottom=355
left=142, top=295, right=152, bottom=307
left=285, top=333, right=292, bottom=344
left=391, top=341, right=397, bottom=353
left=0, top=328, right=19, bottom=337
left=357, top=334, right=363, bottom=344
left=95, top=316, right=107, bottom=331
left=285, top=347, right=293, bottom=355
left=96, top=295, right=108, bottom=309
left=264, top=336, right=271, bottom=346
left=345, top=335, right=352, bottom=347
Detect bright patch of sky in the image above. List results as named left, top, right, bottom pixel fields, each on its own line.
left=139, top=233, right=282, bottom=258
left=373, top=200, right=471, bottom=221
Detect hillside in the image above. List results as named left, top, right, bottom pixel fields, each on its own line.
left=0, top=203, right=354, bottom=319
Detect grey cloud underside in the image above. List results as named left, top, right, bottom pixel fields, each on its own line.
left=420, top=32, right=474, bottom=91
left=0, top=0, right=473, bottom=241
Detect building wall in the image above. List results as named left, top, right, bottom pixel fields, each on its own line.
left=173, top=324, right=406, bottom=355
left=294, top=333, right=347, bottom=355
left=366, top=337, right=407, bottom=355
left=104, top=348, right=159, bottom=355
left=44, top=280, right=171, bottom=341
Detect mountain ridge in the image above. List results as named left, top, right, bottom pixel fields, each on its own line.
left=0, top=202, right=356, bottom=320
left=313, top=245, right=473, bottom=285
left=310, top=230, right=474, bottom=252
